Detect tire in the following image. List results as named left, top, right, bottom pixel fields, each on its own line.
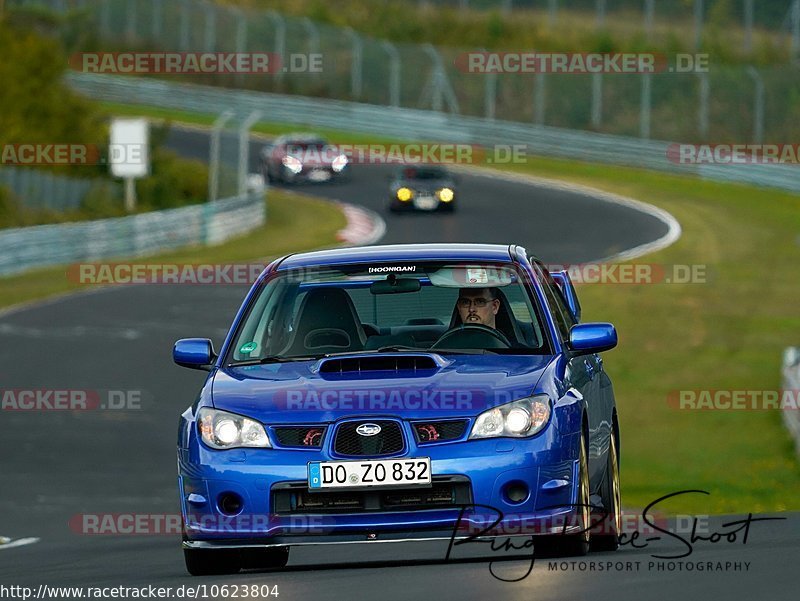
left=545, top=432, right=591, bottom=557
left=183, top=548, right=241, bottom=576
left=592, top=432, right=621, bottom=552
left=281, top=166, right=296, bottom=184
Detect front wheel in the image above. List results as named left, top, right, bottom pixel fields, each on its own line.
left=592, top=432, right=621, bottom=551
left=542, top=433, right=591, bottom=557
left=183, top=548, right=241, bottom=576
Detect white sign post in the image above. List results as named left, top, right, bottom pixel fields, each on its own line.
left=109, top=118, right=150, bottom=212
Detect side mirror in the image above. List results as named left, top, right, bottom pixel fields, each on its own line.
left=173, top=338, right=216, bottom=371
left=551, top=270, right=581, bottom=323
left=569, top=323, right=617, bottom=355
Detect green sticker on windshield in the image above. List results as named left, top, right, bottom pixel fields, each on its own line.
left=239, top=341, right=258, bottom=354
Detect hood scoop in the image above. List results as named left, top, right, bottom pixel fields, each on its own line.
left=315, top=353, right=446, bottom=378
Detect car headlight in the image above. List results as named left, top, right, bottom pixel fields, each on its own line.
left=437, top=187, right=455, bottom=202
left=331, top=154, right=348, bottom=172
left=281, top=155, right=303, bottom=174
left=396, top=187, right=413, bottom=202
left=469, top=395, right=551, bottom=439
left=197, top=407, right=271, bottom=449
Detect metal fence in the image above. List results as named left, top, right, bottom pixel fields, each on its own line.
left=783, top=347, right=800, bottom=459
left=16, top=0, right=800, bottom=144
left=0, top=166, right=118, bottom=213
left=0, top=191, right=266, bottom=276
left=68, top=72, right=800, bottom=195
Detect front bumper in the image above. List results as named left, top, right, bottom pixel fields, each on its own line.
left=178, top=420, right=583, bottom=543
left=389, top=197, right=455, bottom=212
left=294, top=165, right=346, bottom=182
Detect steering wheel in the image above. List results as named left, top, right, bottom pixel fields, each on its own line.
left=430, top=324, right=511, bottom=350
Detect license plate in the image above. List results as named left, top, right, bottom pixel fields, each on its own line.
left=308, top=458, right=432, bottom=490
left=414, top=195, right=438, bottom=210
left=308, top=169, right=331, bottom=182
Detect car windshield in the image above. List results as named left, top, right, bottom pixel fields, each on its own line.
left=227, top=261, right=549, bottom=364
left=399, top=167, right=449, bottom=180
left=284, top=141, right=327, bottom=150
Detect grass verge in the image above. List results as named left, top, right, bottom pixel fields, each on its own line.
left=8, top=102, right=800, bottom=514
left=216, top=0, right=788, bottom=66
left=505, top=156, right=800, bottom=514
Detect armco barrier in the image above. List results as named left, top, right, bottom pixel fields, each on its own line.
left=67, top=73, right=800, bottom=195
left=0, top=166, right=119, bottom=213
left=0, top=192, right=265, bottom=277
left=783, top=347, right=800, bottom=459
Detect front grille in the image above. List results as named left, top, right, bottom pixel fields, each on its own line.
left=333, top=420, right=404, bottom=456
left=271, top=476, right=472, bottom=515
left=273, top=426, right=326, bottom=448
left=413, top=420, right=468, bottom=443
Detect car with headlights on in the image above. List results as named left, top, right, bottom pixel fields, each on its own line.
left=389, top=165, right=457, bottom=212
left=173, top=243, right=621, bottom=575
left=260, top=133, right=349, bottom=183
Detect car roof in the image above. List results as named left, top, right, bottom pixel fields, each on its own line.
left=276, top=243, right=520, bottom=271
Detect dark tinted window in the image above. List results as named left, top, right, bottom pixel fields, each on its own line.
left=399, top=166, right=449, bottom=180
left=533, top=263, right=575, bottom=342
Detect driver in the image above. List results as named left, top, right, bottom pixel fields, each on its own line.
left=455, top=287, right=500, bottom=329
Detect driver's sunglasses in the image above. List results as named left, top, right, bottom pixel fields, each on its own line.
left=457, top=297, right=494, bottom=308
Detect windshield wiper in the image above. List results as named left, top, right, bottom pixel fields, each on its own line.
left=377, top=345, right=496, bottom=355
left=227, top=354, right=321, bottom=367
left=375, top=345, right=429, bottom=353
left=432, top=348, right=498, bottom=355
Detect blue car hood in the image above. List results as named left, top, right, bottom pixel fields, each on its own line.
left=211, top=354, right=554, bottom=423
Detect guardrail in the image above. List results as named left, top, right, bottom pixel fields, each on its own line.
left=0, top=192, right=265, bottom=277
left=0, top=166, right=118, bottom=213
left=783, top=347, right=800, bottom=459
left=68, top=73, right=800, bottom=195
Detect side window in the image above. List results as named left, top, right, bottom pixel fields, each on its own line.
left=550, top=282, right=577, bottom=328
left=501, top=283, right=544, bottom=348
left=534, top=265, right=574, bottom=342
left=232, top=280, right=288, bottom=360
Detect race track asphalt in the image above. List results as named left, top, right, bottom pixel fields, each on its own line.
left=0, top=127, right=794, bottom=600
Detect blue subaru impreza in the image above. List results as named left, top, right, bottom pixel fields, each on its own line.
left=174, top=244, right=620, bottom=575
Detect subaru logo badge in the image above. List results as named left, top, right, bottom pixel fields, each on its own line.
left=356, top=423, right=381, bottom=437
